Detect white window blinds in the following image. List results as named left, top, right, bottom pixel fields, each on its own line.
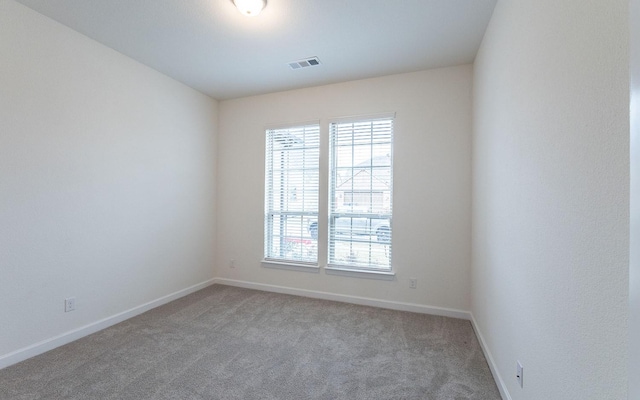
left=329, top=117, right=393, bottom=271
left=264, top=124, right=319, bottom=263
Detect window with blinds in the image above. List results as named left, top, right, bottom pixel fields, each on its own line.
left=264, top=124, right=319, bottom=263
left=329, top=117, right=393, bottom=271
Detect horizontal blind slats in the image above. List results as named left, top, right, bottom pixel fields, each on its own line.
left=329, top=118, right=393, bottom=271
left=265, top=124, right=319, bottom=263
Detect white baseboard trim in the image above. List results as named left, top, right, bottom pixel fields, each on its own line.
left=213, top=278, right=471, bottom=320
left=470, top=314, right=512, bottom=400
left=0, top=278, right=216, bottom=370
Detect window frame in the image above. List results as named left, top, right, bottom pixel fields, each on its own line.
left=327, top=114, right=395, bottom=273
left=263, top=122, right=320, bottom=266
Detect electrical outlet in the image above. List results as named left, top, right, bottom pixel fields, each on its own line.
left=409, top=278, right=417, bottom=289
left=516, top=361, right=523, bottom=388
left=64, top=297, right=76, bottom=312
left=229, top=259, right=235, bottom=268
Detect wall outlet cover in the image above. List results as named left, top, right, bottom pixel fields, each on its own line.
left=64, top=297, right=76, bottom=312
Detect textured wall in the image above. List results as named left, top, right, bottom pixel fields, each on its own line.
left=0, top=1, right=218, bottom=359
left=217, top=66, right=473, bottom=312
left=472, top=0, right=629, bottom=399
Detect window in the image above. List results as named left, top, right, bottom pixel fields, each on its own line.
left=264, top=124, right=319, bottom=263
left=329, top=116, right=393, bottom=271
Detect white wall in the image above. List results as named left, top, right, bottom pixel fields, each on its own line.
left=472, top=1, right=629, bottom=399
left=0, top=1, right=218, bottom=363
left=216, top=66, right=473, bottom=312
left=630, top=0, right=640, bottom=398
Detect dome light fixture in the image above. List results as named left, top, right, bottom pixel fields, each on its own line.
left=233, top=0, right=267, bottom=17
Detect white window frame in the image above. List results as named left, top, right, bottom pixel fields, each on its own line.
left=264, top=123, right=320, bottom=265
left=327, top=114, right=394, bottom=273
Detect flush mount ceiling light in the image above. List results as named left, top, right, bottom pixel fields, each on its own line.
left=233, top=0, right=267, bottom=17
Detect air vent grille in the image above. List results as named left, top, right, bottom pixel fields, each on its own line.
left=288, top=57, right=321, bottom=70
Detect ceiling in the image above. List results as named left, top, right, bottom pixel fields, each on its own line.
left=15, top=0, right=497, bottom=100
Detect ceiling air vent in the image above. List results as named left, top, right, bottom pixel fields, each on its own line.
left=288, top=57, right=321, bottom=70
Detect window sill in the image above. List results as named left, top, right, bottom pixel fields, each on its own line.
left=325, top=265, right=396, bottom=281
left=261, top=259, right=320, bottom=273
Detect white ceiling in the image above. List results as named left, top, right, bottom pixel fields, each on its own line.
left=15, top=0, right=497, bottom=100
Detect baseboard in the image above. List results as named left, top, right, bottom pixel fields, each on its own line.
left=213, top=278, right=471, bottom=320
left=470, top=314, right=512, bottom=400
left=0, top=278, right=216, bottom=370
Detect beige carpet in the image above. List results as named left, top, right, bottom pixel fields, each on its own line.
left=0, top=285, right=501, bottom=399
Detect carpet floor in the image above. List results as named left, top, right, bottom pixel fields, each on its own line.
left=0, top=285, right=501, bottom=399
